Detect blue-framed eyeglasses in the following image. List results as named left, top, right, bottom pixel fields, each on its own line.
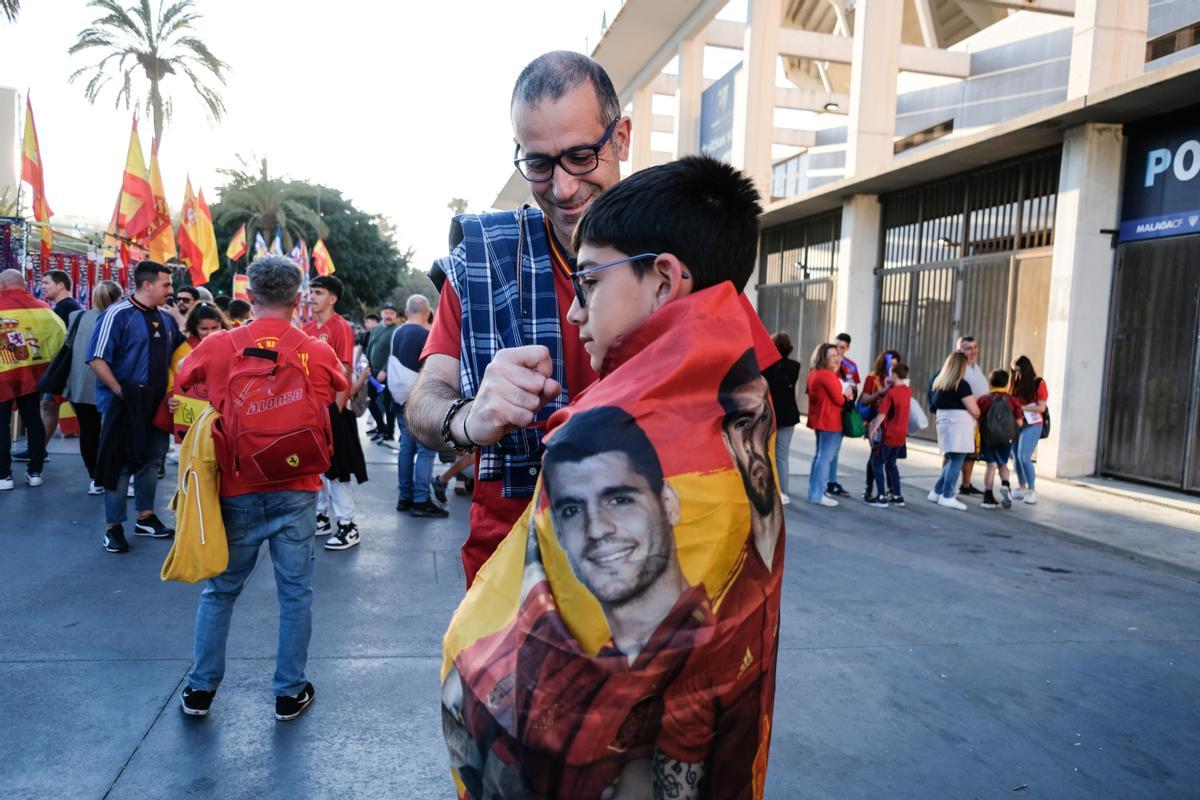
left=570, top=253, right=659, bottom=308
left=514, top=118, right=621, bottom=183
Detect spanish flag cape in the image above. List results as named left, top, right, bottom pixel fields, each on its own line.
left=0, top=289, right=66, bottom=403
left=442, top=282, right=785, bottom=800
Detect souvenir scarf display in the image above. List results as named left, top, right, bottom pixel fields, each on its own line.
left=442, top=283, right=784, bottom=800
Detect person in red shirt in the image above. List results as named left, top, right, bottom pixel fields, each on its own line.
left=176, top=255, right=347, bottom=723
left=407, top=52, right=628, bottom=588
left=977, top=368, right=1024, bottom=510
left=304, top=274, right=367, bottom=551
left=866, top=360, right=914, bottom=507
left=858, top=349, right=901, bottom=502
left=806, top=342, right=852, bottom=506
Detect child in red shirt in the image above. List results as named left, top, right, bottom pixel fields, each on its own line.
left=865, top=360, right=913, bottom=507
left=977, top=369, right=1024, bottom=509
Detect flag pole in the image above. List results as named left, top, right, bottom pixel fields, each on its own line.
left=14, top=89, right=29, bottom=220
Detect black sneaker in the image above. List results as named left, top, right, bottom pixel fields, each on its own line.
left=104, top=525, right=129, bottom=553
left=133, top=514, right=174, bottom=538
left=395, top=498, right=412, bottom=512
left=958, top=484, right=982, bottom=496
left=865, top=497, right=889, bottom=509
left=410, top=500, right=449, bottom=518
left=275, top=682, right=315, bottom=721
left=430, top=477, right=448, bottom=505
left=316, top=513, right=332, bottom=534
left=325, top=521, right=361, bottom=551
left=181, top=686, right=215, bottom=717
left=981, top=491, right=999, bottom=509
left=862, top=488, right=876, bottom=503
left=827, top=483, right=850, bottom=497
left=889, top=495, right=907, bottom=508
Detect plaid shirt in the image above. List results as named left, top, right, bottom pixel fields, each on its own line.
left=436, top=206, right=567, bottom=498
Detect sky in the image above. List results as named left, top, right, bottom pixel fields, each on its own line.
left=0, top=0, right=625, bottom=269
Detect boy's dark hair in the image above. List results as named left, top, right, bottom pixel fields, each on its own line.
left=836, top=332, right=851, bottom=345
left=310, top=274, right=344, bottom=299
left=214, top=295, right=232, bottom=311
left=772, top=332, right=793, bottom=359
left=989, top=369, right=1009, bottom=389
left=45, top=269, right=71, bottom=291
left=892, top=360, right=909, bottom=380
left=573, top=155, right=762, bottom=293
left=365, top=312, right=380, bottom=322
left=227, top=299, right=252, bottom=320
left=134, top=260, right=170, bottom=289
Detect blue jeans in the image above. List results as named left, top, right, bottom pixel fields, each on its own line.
left=871, top=443, right=902, bottom=498
left=1014, top=424, right=1042, bottom=490
left=188, top=489, right=317, bottom=696
left=104, top=428, right=169, bottom=525
left=807, top=430, right=843, bottom=503
left=934, top=453, right=968, bottom=498
left=396, top=413, right=434, bottom=503
left=775, top=426, right=795, bottom=496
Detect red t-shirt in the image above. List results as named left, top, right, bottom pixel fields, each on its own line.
left=303, top=312, right=354, bottom=367
left=806, top=369, right=845, bottom=431
left=177, top=317, right=348, bottom=497
left=875, top=384, right=913, bottom=448
left=421, top=221, right=599, bottom=585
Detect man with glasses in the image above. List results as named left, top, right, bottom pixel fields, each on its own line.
left=408, top=51, right=630, bottom=587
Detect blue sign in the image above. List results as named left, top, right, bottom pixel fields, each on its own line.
left=699, top=63, right=741, bottom=162
left=1120, top=107, right=1200, bottom=242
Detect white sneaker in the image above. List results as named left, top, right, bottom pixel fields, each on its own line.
left=1023, top=490, right=1037, bottom=505
left=816, top=494, right=839, bottom=508
left=25, top=473, right=43, bottom=487
left=127, top=476, right=135, bottom=498
left=1011, top=487, right=1025, bottom=500
left=927, top=489, right=941, bottom=503
left=0, top=476, right=13, bottom=491
left=780, top=493, right=791, bottom=506
left=938, top=495, right=968, bottom=510
left=88, top=480, right=104, bottom=495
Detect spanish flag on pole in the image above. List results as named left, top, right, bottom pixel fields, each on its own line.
left=20, top=97, right=53, bottom=260
left=312, top=239, right=336, bottom=276
left=177, top=179, right=218, bottom=286
left=196, top=189, right=219, bottom=279
left=226, top=225, right=247, bottom=261
left=147, top=139, right=176, bottom=263
left=117, top=119, right=155, bottom=241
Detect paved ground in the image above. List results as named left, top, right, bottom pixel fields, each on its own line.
left=1, top=426, right=1198, bottom=799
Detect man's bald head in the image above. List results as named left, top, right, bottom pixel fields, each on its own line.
left=0, top=269, right=26, bottom=289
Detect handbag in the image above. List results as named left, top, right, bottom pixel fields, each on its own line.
left=908, top=397, right=929, bottom=433
left=1040, top=408, right=1051, bottom=440
left=162, top=406, right=228, bottom=583
left=842, top=405, right=866, bottom=438
left=36, top=312, right=82, bottom=395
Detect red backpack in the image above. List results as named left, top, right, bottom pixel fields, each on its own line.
left=212, top=326, right=332, bottom=485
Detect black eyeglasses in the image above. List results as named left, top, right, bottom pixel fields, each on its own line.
left=570, top=253, right=658, bottom=308
left=514, top=118, right=621, bottom=183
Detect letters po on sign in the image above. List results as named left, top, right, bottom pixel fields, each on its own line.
left=1145, top=140, right=1200, bottom=187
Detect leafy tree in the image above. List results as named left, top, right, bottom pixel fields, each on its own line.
left=213, top=157, right=328, bottom=252
left=68, top=0, right=228, bottom=143
left=207, top=172, right=413, bottom=317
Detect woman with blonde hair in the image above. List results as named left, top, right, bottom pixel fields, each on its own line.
left=928, top=351, right=980, bottom=510
left=806, top=341, right=852, bottom=506
left=65, top=281, right=124, bottom=494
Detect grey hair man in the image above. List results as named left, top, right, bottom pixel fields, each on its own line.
left=175, top=254, right=348, bottom=722
left=406, top=51, right=631, bottom=587
left=392, top=293, right=445, bottom=517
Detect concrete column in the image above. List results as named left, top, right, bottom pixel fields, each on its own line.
left=1040, top=123, right=1124, bottom=478
left=845, top=0, right=902, bottom=176
left=731, top=0, right=781, bottom=201
left=834, top=194, right=881, bottom=353
left=1067, top=0, right=1149, bottom=98
left=630, top=84, right=654, bottom=172
left=675, top=36, right=704, bottom=157
left=0, top=88, right=19, bottom=203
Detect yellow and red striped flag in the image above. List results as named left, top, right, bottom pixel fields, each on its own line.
left=20, top=97, right=53, bottom=259
left=177, top=179, right=207, bottom=285
left=226, top=225, right=247, bottom=261
left=147, top=139, right=176, bottom=263
left=232, top=273, right=250, bottom=301
left=196, top=189, right=219, bottom=280
left=117, top=119, right=155, bottom=242
left=312, top=238, right=336, bottom=276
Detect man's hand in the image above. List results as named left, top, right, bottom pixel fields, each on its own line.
left=460, top=345, right=560, bottom=446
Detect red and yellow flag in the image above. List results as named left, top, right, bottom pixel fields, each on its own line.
left=178, top=180, right=220, bottom=286
left=226, top=225, right=247, bottom=261
left=312, top=238, right=336, bottom=276
left=147, top=139, right=176, bottom=263
left=117, top=119, right=156, bottom=242
left=20, top=97, right=53, bottom=260
left=231, top=273, right=250, bottom=301
left=196, top=189, right=219, bottom=279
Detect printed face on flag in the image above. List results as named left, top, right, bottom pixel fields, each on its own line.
left=721, top=374, right=777, bottom=518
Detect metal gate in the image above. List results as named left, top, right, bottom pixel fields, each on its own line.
left=1100, top=235, right=1200, bottom=493
left=757, top=279, right=835, bottom=415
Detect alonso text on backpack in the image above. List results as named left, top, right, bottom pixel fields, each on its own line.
left=212, top=326, right=333, bottom=485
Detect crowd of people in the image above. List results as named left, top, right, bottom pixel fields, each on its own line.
left=782, top=329, right=1050, bottom=512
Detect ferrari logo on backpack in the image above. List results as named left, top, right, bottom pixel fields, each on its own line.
left=286, top=454, right=300, bottom=468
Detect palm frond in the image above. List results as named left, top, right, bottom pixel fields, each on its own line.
left=175, top=36, right=227, bottom=81
left=133, top=0, right=154, bottom=47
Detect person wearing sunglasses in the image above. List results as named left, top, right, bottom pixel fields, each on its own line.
left=408, top=51, right=632, bottom=588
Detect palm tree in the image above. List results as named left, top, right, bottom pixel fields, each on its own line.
left=214, top=157, right=329, bottom=252
left=68, top=0, right=228, bottom=143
